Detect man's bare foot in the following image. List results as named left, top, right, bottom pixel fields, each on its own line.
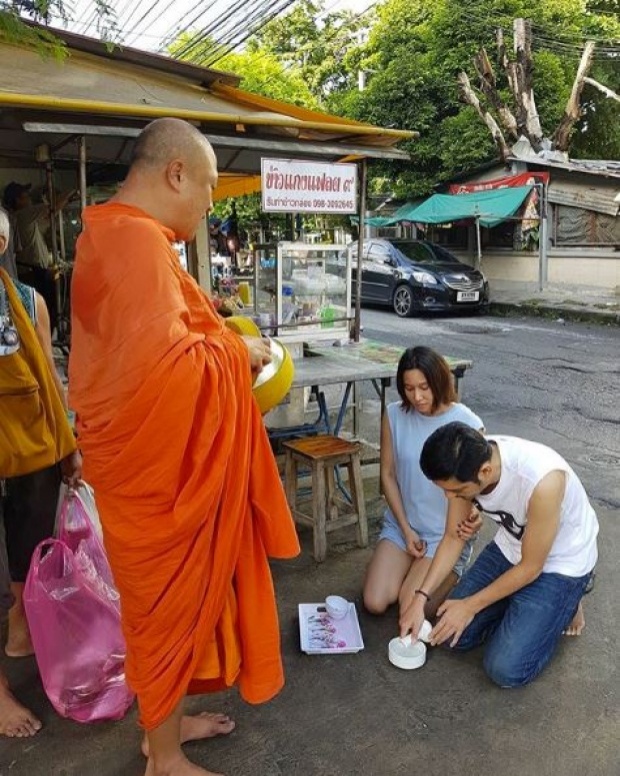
left=144, top=751, right=223, bottom=776
left=142, top=713, right=235, bottom=758
left=0, top=679, right=42, bottom=737
left=564, top=602, right=586, bottom=636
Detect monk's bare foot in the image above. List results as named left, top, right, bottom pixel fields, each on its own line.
left=142, top=713, right=235, bottom=758
left=564, top=602, right=586, bottom=636
left=0, top=679, right=42, bottom=737
left=144, top=752, right=223, bottom=776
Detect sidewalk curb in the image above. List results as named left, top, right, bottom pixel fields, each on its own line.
left=489, top=301, right=620, bottom=326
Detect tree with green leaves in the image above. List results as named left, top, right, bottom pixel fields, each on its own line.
left=251, top=0, right=368, bottom=99
left=170, top=0, right=618, bottom=201
left=0, top=1, right=116, bottom=55
left=332, top=0, right=619, bottom=197
left=586, top=0, right=619, bottom=11
left=169, top=32, right=318, bottom=108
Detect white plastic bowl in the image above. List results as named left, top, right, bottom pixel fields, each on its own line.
left=388, top=636, right=427, bottom=670
left=325, top=595, right=349, bottom=620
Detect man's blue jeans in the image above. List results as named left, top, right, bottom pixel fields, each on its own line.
left=447, top=541, right=592, bottom=688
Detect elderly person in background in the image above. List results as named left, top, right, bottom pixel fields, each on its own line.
left=0, top=209, right=81, bottom=737
left=0, top=206, right=17, bottom=279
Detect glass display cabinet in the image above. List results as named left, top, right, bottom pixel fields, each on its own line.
left=247, top=241, right=353, bottom=342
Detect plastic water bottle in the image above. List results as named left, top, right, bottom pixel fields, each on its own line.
left=320, top=304, right=335, bottom=329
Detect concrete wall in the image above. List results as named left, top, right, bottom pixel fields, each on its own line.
left=453, top=249, right=619, bottom=288
left=547, top=253, right=619, bottom=287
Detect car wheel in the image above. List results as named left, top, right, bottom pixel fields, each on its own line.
left=393, top=284, right=415, bottom=317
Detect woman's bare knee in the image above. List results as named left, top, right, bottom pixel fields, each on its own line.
left=363, top=588, right=392, bottom=615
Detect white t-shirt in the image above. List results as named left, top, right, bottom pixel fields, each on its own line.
left=475, top=436, right=598, bottom=577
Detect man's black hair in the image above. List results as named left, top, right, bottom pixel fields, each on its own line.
left=420, top=421, right=492, bottom=484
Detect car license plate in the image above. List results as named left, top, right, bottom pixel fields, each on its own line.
left=457, top=291, right=480, bottom=302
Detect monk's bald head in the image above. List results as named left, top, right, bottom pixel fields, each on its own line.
left=130, top=118, right=215, bottom=171
left=119, top=118, right=218, bottom=241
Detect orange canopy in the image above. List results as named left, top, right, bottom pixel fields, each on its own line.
left=214, top=173, right=262, bottom=201
left=69, top=203, right=299, bottom=729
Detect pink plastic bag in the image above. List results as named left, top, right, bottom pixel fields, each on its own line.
left=24, top=492, right=134, bottom=723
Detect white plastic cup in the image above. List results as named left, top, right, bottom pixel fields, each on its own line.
left=418, top=619, right=433, bottom=643
left=399, top=619, right=432, bottom=647
left=325, top=595, right=349, bottom=620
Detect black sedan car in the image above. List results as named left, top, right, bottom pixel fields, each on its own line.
left=345, top=239, right=489, bottom=317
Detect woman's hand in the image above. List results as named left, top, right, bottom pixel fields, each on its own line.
left=456, top=505, right=483, bottom=541
left=399, top=593, right=426, bottom=640
left=404, top=528, right=427, bottom=559
left=242, top=335, right=272, bottom=377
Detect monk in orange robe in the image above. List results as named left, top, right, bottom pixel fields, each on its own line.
left=69, top=118, right=300, bottom=776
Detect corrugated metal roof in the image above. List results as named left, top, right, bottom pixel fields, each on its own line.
left=548, top=179, right=620, bottom=217
left=29, top=21, right=242, bottom=88
left=0, top=44, right=258, bottom=119
left=569, top=159, right=620, bottom=176
left=509, top=147, right=620, bottom=181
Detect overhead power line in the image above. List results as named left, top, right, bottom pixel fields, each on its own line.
left=168, top=0, right=298, bottom=63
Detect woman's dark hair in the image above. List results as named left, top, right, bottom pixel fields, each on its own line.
left=396, top=346, right=457, bottom=413
left=420, top=422, right=492, bottom=483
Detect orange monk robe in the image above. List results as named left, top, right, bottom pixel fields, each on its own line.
left=69, top=203, right=300, bottom=731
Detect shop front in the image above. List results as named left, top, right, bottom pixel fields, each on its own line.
left=0, top=25, right=413, bottom=428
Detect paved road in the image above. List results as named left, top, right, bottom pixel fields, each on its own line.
left=1, top=309, right=618, bottom=776
left=360, top=308, right=620, bottom=509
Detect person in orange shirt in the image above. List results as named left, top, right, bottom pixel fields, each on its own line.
left=69, top=118, right=300, bottom=776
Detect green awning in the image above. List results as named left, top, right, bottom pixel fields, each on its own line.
left=388, top=199, right=424, bottom=222
left=385, top=186, right=533, bottom=228
left=350, top=215, right=394, bottom=227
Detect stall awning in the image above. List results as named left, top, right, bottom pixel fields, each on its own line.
left=387, top=199, right=425, bottom=222
left=214, top=174, right=262, bottom=201
left=386, top=186, right=533, bottom=228
left=0, top=32, right=413, bottom=177
left=350, top=215, right=394, bottom=227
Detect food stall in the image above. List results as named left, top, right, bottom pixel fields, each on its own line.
left=0, top=25, right=414, bottom=429
left=215, top=241, right=351, bottom=343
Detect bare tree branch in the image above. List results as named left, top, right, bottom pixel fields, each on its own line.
left=513, top=18, right=543, bottom=150
left=496, top=28, right=508, bottom=72
left=584, top=76, right=620, bottom=104
left=474, top=46, right=518, bottom=140
left=552, top=41, right=596, bottom=152
left=458, top=71, right=510, bottom=161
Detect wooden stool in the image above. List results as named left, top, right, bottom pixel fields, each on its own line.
left=283, top=435, right=369, bottom=562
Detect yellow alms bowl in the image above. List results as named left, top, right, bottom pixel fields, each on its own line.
left=252, top=337, right=295, bottom=414
left=224, top=316, right=294, bottom=414
left=224, top=315, right=261, bottom=337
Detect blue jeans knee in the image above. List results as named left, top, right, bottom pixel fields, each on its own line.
left=481, top=568, right=592, bottom=688
left=483, top=650, right=535, bottom=688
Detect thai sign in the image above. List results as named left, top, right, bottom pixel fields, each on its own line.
left=449, top=171, right=549, bottom=194
left=261, top=158, right=358, bottom=214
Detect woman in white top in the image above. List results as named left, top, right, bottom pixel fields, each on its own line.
left=363, top=346, right=484, bottom=623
